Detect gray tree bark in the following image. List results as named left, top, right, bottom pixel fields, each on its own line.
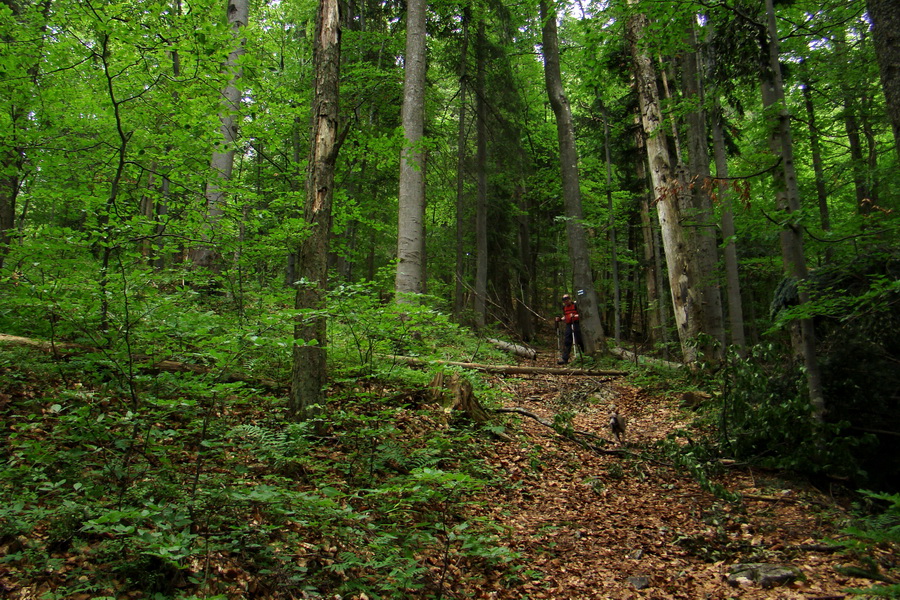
left=711, top=102, right=747, bottom=351
left=633, top=116, right=666, bottom=350
left=627, top=2, right=703, bottom=364
left=394, top=0, right=427, bottom=299
left=761, top=0, right=825, bottom=422
left=680, top=29, right=725, bottom=360
left=540, top=0, right=604, bottom=355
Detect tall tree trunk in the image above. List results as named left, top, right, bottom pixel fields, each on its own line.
left=474, top=22, right=488, bottom=328
left=866, top=0, right=900, bottom=162
left=453, top=10, right=469, bottom=321
left=0, top=0, right=52, bottom=271
left=515, top=183, right=535, bottom=342
left=627, top=2, right=705, bottom=364
left=634, top=116, right=664, bottom=348
left=394, top=0, right=427, bottom=299
left=290, top=0, right=342, bottom=420
left=601, top=101, right=621, bottom=344
left=680, top=26, right=725, bottom=360
left=761, top=0, right=825, bottom=422
left=843, top=97, right=871, bottom=214
left=711, top=102, right=747, bottom=351
left=189, top=0, right=248, bottom=273
left=862, top=107, right=880, bottom=211
left=801, top=79, right=831, bottom=239
left=155, top=24, right=182, bottom=271
left=0, top=111, right=23, bottom=271
left=540, top=0, right=604, bottom=355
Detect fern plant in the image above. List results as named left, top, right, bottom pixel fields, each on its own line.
left=837, top=491, right=900, bottom=598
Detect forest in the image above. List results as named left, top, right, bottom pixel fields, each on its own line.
left=1, top=0, right=899, bottom=597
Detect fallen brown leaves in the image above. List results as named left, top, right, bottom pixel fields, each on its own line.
left=459, top=354, right=893, bottom=600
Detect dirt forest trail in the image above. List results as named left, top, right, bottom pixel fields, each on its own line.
left=463, top=348, right=872, bottom=600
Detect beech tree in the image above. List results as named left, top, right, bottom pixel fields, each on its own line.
left=395, top=0, right=427, bottom=299
left=626, top=0, right=716, bottom=365
left=760, top=0, right=825, bottom=420
left=189, top=0, right=249, bottom=273
left=540, top=0, right=605, bottom=355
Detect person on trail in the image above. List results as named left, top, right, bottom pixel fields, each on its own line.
left=555, top=293, right=584, bottom=364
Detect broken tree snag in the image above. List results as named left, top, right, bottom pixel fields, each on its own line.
left=487, top=338, right=536, bottom=360
left=386, top=355, right=626, bottom=377
left=429, top=371, right=491, bottom=424
left=428, top=372, right=513, bottom=440
left=427, top=371, right=447, bottom=405
left=447, top=373, right=492, bottom=424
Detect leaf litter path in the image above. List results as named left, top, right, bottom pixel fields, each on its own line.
left=462, top=353, right=873, bottom=600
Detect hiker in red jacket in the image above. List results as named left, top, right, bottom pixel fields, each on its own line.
left=555, top=293, right=585, bottom=364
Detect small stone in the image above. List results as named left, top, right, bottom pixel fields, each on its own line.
left=628, top=576, right=651, bottom=590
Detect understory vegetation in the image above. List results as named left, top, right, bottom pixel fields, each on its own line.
left=1, top=274, right=898, bottom=599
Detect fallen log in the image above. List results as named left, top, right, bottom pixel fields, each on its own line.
left=487, top=338, right=536, bottom=360
left=144, top=360, right=282, bottom=391
left=0, top=333, right=88, bottom=353
left=384, top=355, right=626, bottom=377
left=610, top=346, right=683, bottom=370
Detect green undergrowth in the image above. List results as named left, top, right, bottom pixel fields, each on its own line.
left=833, top=491, right=900, bottom=598
left=624, top=347, right=900, bottom=596
left=0, top=353, right=518, bottom=599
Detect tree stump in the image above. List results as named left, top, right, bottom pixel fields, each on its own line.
left=428, top=371, right=494, bottom=427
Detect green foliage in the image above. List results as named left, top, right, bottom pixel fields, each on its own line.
left=0, top=309, right=516, bottom=599
left=327, top=282, right=505, bottom=381
left=836, top=491, right=900, bottom=598
left=720, top=345, right=866, bottom=479
left=654, top=435, right=740, bottom=503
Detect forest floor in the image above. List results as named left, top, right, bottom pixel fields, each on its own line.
left=461, top=350, right=888, bottom=600
left=1, top=336, right=897, bottom=600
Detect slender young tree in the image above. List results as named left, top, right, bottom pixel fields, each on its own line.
left=601, top=101, right=621, bottom=344
left=711, top=101, right=747, bottom=350
left=453, top=9, right=470, bottom=320
left=800, top=76, right=831, bottom=254
left=395, top=0, right=427, bottom=299
left=474, top=21, right=488, bottom=328
left=290, top=0, right=342, bottom=420
left=189, top=0, right=249, bottom=273
left=540, top=0, right=604, bottom=355
left=761, top=0, right=825, bottom=422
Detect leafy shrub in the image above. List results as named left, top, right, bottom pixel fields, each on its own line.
left=720, top=345, right=867, bottom=480
left=838, top=491, right=900, bottom=598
